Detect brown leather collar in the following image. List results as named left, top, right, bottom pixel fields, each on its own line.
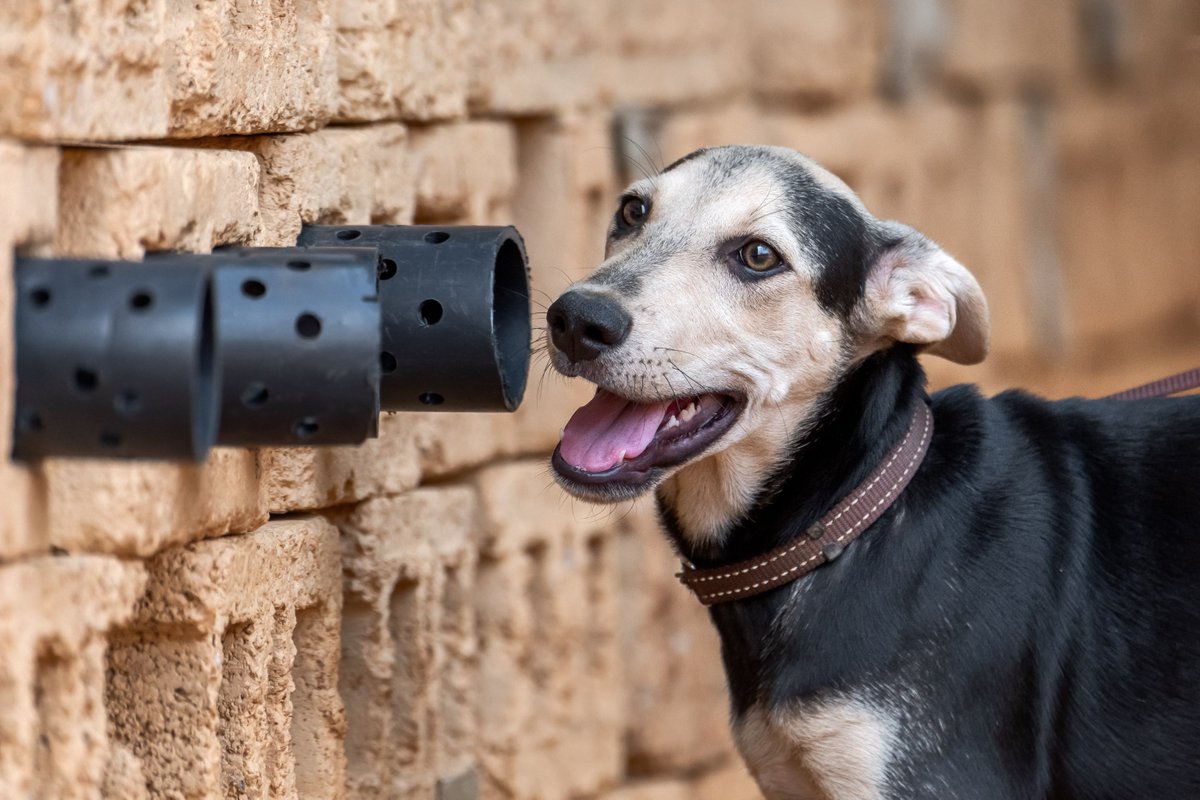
left=677, top=366, right=1200, bottom=607
left=678, top=401, right=933, bottom=606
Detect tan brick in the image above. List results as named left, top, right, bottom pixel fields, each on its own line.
left=336, top=488, right=478, bottom=798
left=0, top=0, right=171, bottom=140
left=164, top=0, right=337, bottom=137
left=107, top=516, right=345, bottom=800
left=409, top=122, right=518, bottom=224
left=43, top=447, right=268, bottom=558
left=467, top=0, right=603, bottom=114
left=262, top=412, right=423, bottom=514
left=601, top=780, right=691, bottom=800
left=55, top=145, right=262, bottom=259
left=0, top=556, right=145, bottom=799
left=939, top=0, right=1081, bottom=95
left=616, top=502, right=738, bottom=774
left=229, top=123, right=414, bottom=247
left=336, top=0, right=470, bottom=123
left=0, top=142, right=58, bottom=560
left=747, top=0, right=882, bottom=102
left=692, top=761, right=763, bottom=800
left=471, top=461, right=623, bottom=799
left=597, top=0, right=748, bottom=107
left=1056, top=91, right=1200, bottom=352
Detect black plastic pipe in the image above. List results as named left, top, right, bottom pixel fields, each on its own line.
left=296, top=225, right=531, bottom=412
left=12, top=257, right=217, bottom=460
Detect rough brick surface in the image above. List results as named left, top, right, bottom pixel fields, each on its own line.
left=56, top=146, right=262, bottom=258
left=0, top=142, right=58, bottom=561
left=43, top=448, right=268, bottom=558
left=336, top=0, right=469, bottom=123
left=0, top=556, right=145, bottom=798
left=106, top=516, right=344, bottom=800
left=337, top=488, right=478, bottom=799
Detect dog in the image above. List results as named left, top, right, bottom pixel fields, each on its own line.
left=544, top=144, right=1200, bottom=799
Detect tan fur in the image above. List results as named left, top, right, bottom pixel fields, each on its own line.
left=735, top=702, right=896, bottom=800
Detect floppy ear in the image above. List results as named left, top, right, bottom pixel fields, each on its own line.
left=861, top=223, right=990, bottom=365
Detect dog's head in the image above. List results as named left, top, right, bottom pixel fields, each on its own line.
left=546, top=145, right=988, bottom=537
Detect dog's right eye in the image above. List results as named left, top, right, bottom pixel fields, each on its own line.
left=618, top=197, right=649, bottom=228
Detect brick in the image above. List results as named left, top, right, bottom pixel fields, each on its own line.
left=601, top=780, right=691, bottom=800
left=336, top=0, right=470, bottom=123
left=1056, top=91, right=1200, bottom=352
left=691, top=761, right=763, bottom=800
left=42, top=447, right=268, bottom=558
left=0, top=0, right=171, bottom=140
left=409, top=122, right=518, bottom=224
left=616, top=503, right=738, bottom=774
left=467, top=1, right=603, bottom=114
left=747, top=0, right=882, bottom=102
left=164, top=0, right=337, bottom=137
left=55, top=145, right=262, bottom=259
left=597, top=1, right=747, bottom=107
left=229, top=124, right=414, bottom=247
left=0, top=142, right=58, bottom=560
left=0, top=556, right=146, bottom=798
left=106, top=516, right=345, bottom=800
left=336, top=488, right=478, bottom=798
left=939, top=0, right=1081, bottom=95
left=0, top=0, right=338, bottom=141
left=471, top=461, right=623, bottom=799
left=262, top=412, right=423, bottom=514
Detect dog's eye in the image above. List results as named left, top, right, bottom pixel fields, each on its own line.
left=739, top=240, right=782, bottom=272
left=618, top=197, right=649, bottom=228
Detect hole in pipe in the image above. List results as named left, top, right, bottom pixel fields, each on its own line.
left=74, top=368, right=98, bottom=392
left=294, top=417, right=320, bottom=438
left=99, top=431, right=121, bottom=448
left=241, top=279, right=266, bottom=299
left=129, top=290, right=154, bottom=311
left=418, top=392, right=444, bottom=406
left=241, top=382, right=269, bottom=408
left=423, top=231, right=450, bottom=244
left=336, top=229, right=361, bottom=241
left=88, top=265, right=110, bottom=279
left=29, top=288, right=51, bottom=308
left=380, top=351, right=397, bottom=373
left=287, top=260, right=311, bottom=271
left=418, top=300, right=443, bottom=326
left=295, top=313, right=322, bottom=339
left=379, top=259, right=397, bottom=280
left=114, top=391, right=142, bottom=417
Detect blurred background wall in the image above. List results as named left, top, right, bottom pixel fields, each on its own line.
left=0, top=0, right=1197, bottom=797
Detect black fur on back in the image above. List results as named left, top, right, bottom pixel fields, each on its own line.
left=658, top=344, right=1200, bottom=798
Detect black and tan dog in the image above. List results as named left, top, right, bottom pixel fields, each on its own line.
left=545, top=145, right=1200, bottom=799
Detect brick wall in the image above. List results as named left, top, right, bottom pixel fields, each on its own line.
left=1, top=1, right=1198, bottom=797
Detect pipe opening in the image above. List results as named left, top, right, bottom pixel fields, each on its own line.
left=492, top=237, right=531, bottom=411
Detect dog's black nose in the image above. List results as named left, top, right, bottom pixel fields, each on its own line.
left=547, top=290, right=632, bottom=362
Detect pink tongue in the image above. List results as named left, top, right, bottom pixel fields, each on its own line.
left=560, top=389, right=670, bottom=473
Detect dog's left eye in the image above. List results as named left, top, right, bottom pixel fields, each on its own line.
left=618, top=197, right=649, bottom=228
left=738, top=240, right=783, bottom=272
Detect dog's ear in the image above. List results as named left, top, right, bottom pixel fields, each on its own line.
left=861, top=223, right=990, bottom=365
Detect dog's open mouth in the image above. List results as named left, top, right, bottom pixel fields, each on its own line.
left=552, top=388, right=745, bottom=496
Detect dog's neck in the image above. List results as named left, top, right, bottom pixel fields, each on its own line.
left=657, top=344, right=928, bottom=567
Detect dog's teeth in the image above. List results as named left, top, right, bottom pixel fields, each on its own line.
left=680, top=403, right=697, bottom=422
left=618, top=449, right=628, bottom=462
left=665, top=415, right=680, bottom=429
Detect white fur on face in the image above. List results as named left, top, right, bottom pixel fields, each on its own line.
left=550, top=152, right=850, bottom=545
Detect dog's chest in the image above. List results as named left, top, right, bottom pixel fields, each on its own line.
left=733, top=702, right=896, bottom=800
